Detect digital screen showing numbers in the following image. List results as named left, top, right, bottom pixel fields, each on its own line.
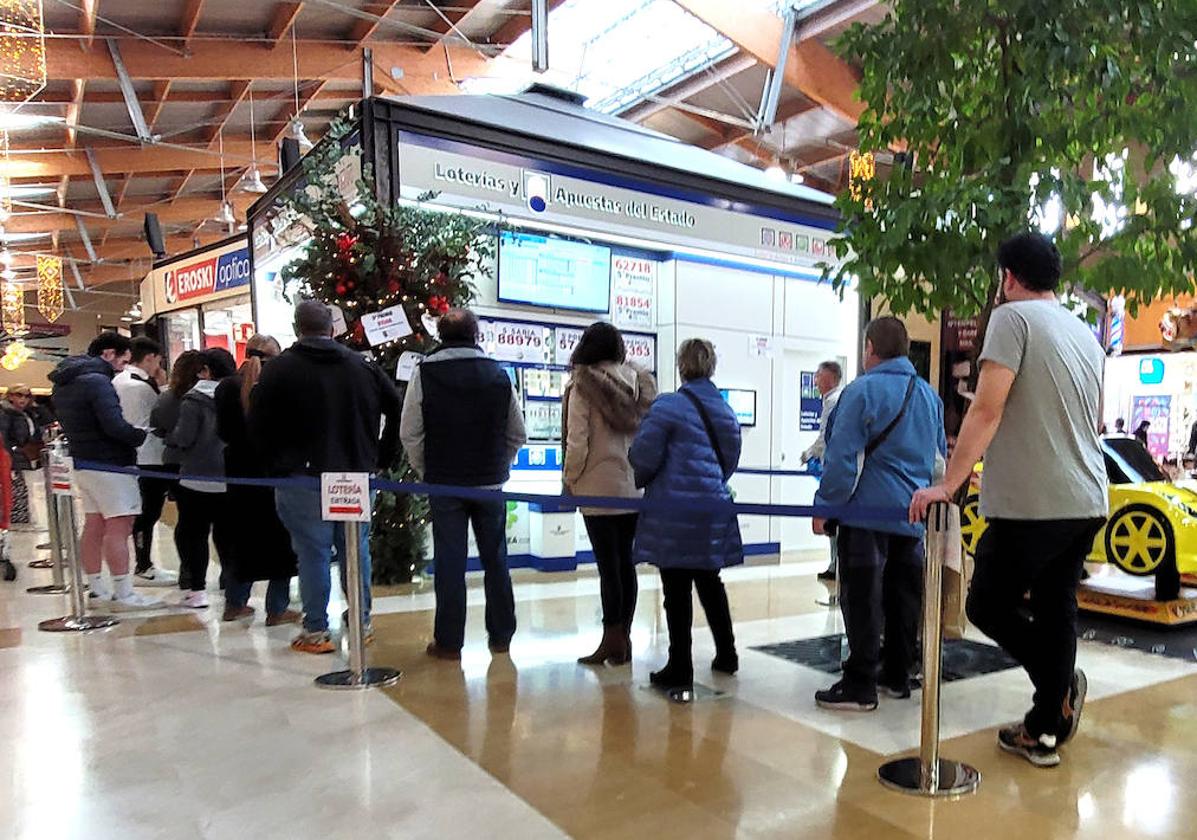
left=498, top=231, right=611, bottom=313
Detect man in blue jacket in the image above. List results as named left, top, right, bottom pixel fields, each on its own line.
left=813, top=317, right=946, bottom=711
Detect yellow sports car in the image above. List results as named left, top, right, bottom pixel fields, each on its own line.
left=961, top=436, right=1197, bottom=600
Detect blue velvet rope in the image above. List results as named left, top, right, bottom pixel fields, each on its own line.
left=71, top=460, right=909, bottom=523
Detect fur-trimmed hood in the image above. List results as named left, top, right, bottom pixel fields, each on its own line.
left=569, top=362, right=656, bottom=434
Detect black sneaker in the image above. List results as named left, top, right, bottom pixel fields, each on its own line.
left=998, top=724, right=1060, bottom=768
left=815, top=680, right=877, bottom=711
left=817, top=567, right=837, bottom=582
left=1059, top=669, right=1087, bottom=745
left=711, top=652, right=739, bottom=675
left=650, top=662, right=694, bottom=689
left=879, top=676, right=921, bottom=699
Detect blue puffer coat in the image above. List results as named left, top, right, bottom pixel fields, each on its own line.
left=629, top=377, right=744, bottom=571
left=49, top=355, right=146, bottom=466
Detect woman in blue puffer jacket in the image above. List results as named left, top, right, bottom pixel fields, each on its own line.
left=629, top=338, right=742, bottom=690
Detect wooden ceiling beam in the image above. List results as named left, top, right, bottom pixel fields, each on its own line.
left=145, top=81, right=172, bottom=132
left=5, top=195, right=259, bottom=236
left=487, top=0, right=568, bottom=47
left=422, top=0, right=485, bottom=53
left=672, top=0, right=863, bottom=124
left=271, top=80, right=327, bottom=144
left=179, top=0, right=207, bottom=51
left=35, top=88, right=356, bottom=106
left=4, top=140, right=277, bottom=180
left=44, top=37, right=487, bottom=89
left=349, top=2, right=402, bottom=49
left=266, top=2, right=304, bottom=48
left=204, top=80, right=252, bottom=145
left=79, top=0, right=100, bottom=49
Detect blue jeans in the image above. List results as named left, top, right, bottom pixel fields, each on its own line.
left=274, top=485, right=373, bottom=634
left=226, top=578, right=293, bottom=615
left=430, top=495, right=515, bottom=651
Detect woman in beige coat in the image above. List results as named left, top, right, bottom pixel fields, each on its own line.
left=563, top=322, right=657, bottom=666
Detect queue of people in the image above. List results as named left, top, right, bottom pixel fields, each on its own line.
left=38, top=231, right=1095, bottom=771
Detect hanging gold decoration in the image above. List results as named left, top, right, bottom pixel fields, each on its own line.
left=849, top=150, right=876, bottom=204
left=35, top=253, right=61, bottom=322
left=0, top=130, right=10, bottom=222
left=0, top=1, right=45, bottom=103
left=1, top=278, right=23, bottom=335
left=0, top=337, right=30, bottom=370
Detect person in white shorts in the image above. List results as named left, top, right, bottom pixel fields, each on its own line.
left=48, top=333, right=164, bottom=610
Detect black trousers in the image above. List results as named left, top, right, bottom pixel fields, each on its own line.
left=583, top=513, right=639, bottom=628
left=133, top=465, right=177, bottom=572
left=659, top=568, right=736, bottom=671
left=837, top=526, right=923, bottom=696
left=967, top=518, right=1104, bottom=739
left=173, top=486, right=235, bottom=593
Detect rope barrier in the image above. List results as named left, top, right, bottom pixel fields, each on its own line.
left=71, top=460, right=911, bottom=524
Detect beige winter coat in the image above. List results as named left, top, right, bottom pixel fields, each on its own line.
left=562, top=361, right=657, bottom=515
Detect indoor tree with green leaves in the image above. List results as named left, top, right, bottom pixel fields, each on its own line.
left=826, top=0, right=1197, bottom=328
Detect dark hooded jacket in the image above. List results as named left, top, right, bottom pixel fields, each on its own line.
left=562, top=362, right=657, bottom=515
left=48, top=355, right=146, bottom=466
left=249, top=336, right=401, bottom=476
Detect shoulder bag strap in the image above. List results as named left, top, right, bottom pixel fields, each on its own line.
left=864, top=375, right=918, bottom=458
left=681, top=388, right=729, bottom=476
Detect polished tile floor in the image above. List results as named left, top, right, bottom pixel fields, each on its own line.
left=2, top=521, right=1195, bottom=840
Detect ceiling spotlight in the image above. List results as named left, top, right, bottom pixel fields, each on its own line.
left=213, top=201, right=236, bottom=226
left=764, top=164, right=787, bottom=180
left=289, top=118, right=313, bottom=152
left=790, top=171, right=805, bottom=184
left=236, top=164, right=268, bottom=195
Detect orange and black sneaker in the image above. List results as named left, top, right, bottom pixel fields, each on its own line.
left=290, top=631, right=335, bottom=654
left=998, top=724, right=1060, bottom=768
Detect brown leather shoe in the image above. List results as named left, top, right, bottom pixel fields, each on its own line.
left=222, top=605, right=254, bottom=622
left=265, top=609, right=302, bottom=627
left=426, top=641, right=462, bottom=660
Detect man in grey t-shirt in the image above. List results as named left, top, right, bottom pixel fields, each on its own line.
left=911, top=233, right=1107, bottom=769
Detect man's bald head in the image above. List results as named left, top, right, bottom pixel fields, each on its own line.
left=295, top=300, right=334, bottom=338
left=438, top=308, right=480, bottom=344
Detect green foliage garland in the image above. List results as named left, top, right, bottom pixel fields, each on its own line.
left=279, top=117, right=495, bottom=583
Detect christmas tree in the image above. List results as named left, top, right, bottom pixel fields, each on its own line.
left=280, top=117, right=494, bottom=582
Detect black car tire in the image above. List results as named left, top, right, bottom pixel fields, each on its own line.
left=1103, top=504, right=1179, bottom=599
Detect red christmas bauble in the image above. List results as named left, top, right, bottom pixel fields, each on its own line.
left=336, top=233, right=358, bottom=253
left=387, top=280, right=402, bottom=294
left=335, top=283, right=347, bottom=296
left=346, top=280, right=356, bottom=290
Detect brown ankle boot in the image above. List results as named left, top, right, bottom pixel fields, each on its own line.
left=578, top=625, right=625, bottom=666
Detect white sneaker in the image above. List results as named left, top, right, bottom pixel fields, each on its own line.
left=110, top=592, right=166, bottom=611
left=178, top=591, right=209, bottom=609
left=134, top=567, right=179, bottom=588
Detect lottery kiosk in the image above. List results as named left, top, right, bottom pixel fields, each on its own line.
left=139, top=235, right=256, bottom=366
left=248, top=88, right=859, bottom=570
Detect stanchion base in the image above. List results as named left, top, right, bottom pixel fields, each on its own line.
left=877, top=757, right=980, bottom=798
left=314, top=667, right=402, bottom=691
left=38, top=614, right=120, bottom=633
left=26, top=584, right=69, bottom=595
left=27, top=559, right=53, bottom=569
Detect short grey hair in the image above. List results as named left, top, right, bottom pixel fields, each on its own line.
left=818, top=360, right=843, bottom=383
left=678, top=338, right=717, bottom=382
left=294, top=299, right=333, bottom=337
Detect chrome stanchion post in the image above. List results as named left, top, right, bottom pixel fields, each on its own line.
left=38, top=444, right=119, bottom=632
left=315, top=473, right=400, bottom=690
left=26, top=460, right=68, bottom=594
left=878, top=502, right=979, bottom=797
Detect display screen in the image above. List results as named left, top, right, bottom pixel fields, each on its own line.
left=498, top=231, right=611, bottom=312
left=720, top=389, right=757, bottom=427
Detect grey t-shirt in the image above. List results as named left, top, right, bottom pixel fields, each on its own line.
left=978, top=300, right=1108, bottom=520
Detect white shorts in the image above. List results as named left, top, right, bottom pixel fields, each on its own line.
left=74, top=469, right=142, bottom=518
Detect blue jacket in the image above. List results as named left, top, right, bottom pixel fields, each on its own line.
left=815, top=357, right=946, bottom=537
left=628, top=378, right=744, bottom=571
left=49, top=355, right=146, bottom=466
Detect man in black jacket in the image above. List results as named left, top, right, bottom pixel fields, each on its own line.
left=49, top=332, right=162, bottom=610
left=250, top=300, right=402, bottom=654
left=400, top=308, right=527, bottom=660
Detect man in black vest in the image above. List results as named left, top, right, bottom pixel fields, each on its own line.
left=401, top=308, right=527, bottom=660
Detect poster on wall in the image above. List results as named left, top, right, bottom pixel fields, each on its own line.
left=940, top=312, right=981, bottom=454
left=800, top=371, right=822, bottom=431
left=480, top=319, right=553, bottom=364
left=611, top=256, right=656, bottom=329
left=624, top=333, right=656, bottom=370
left=1131, top=395, right=1172, bottom=459
left=554, top=326, right=584, bottom=366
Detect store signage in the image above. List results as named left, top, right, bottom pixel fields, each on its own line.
left=800, top=371, right=822, bottom=432
left=398, top=134, right=833, bottom=269
left=320, top=472, right=371, bottom=522
left=360, top=303, right=414, bottom=346
left=49, top=452, right=73, bottom=495
left=1139, top=357, right=1165, bottom=385
left=1130, top=395, right=1170, bottom=459
left=624, top=333, right=656, bottom=370
left=481, top=319, right=553, bottom=364
left=943, top=313, right=980, bottom=353
left=163, top=246, right=251, bottom=306
left=611, top=257, right=656, bottom=330
left=748, top=335, right=778, bottom=358
left=554, top=326, right=583, bottom=366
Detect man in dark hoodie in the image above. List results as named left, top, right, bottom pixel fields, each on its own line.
left=250, top=301, right=402, bottom=654
left=49, top=332, right=163, bottom=610
left=400, top=307, right=527, bottom=660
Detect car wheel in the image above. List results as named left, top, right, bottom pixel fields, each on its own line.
left=960, top=494, right=986, bottom=557
left=1104, top=504, right=1176, bottom=587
